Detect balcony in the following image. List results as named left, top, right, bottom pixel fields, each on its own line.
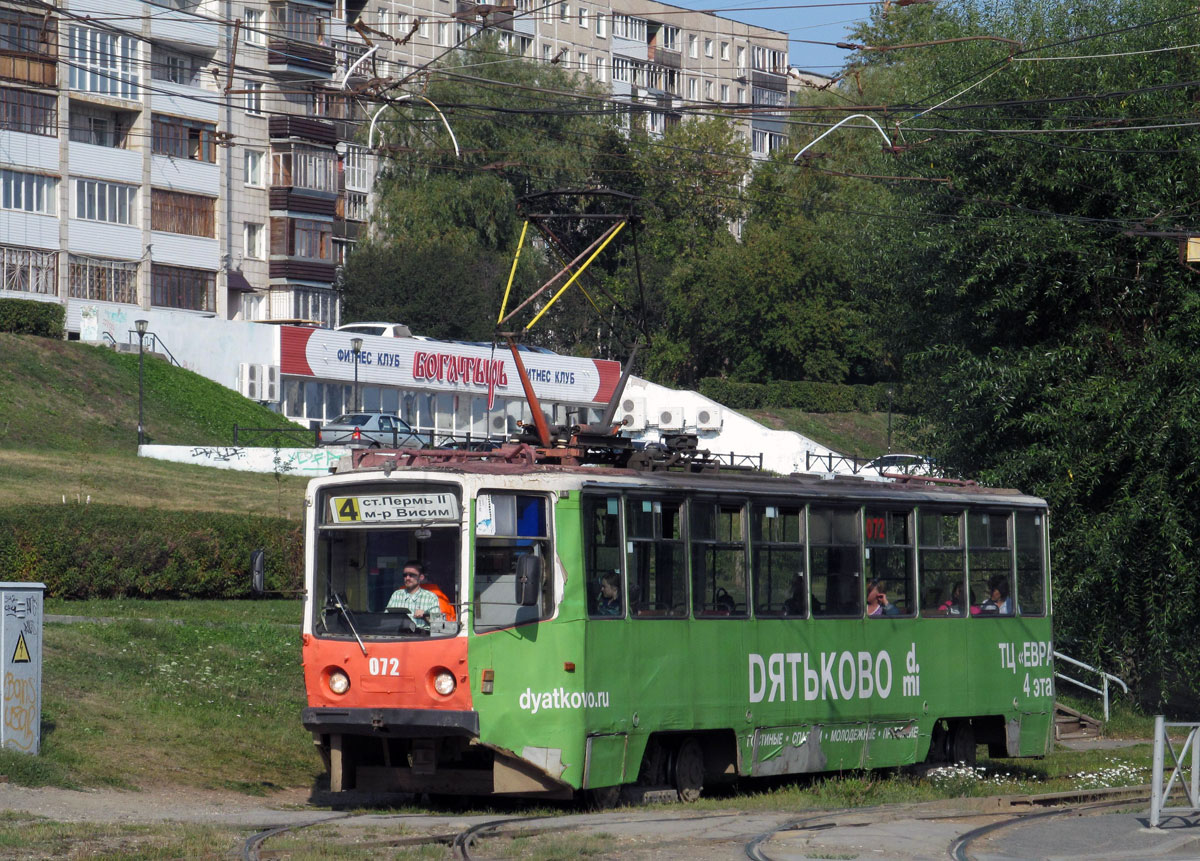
left=267, top=3, right=335, bottom=78
left=0, top=10, right=57, bottom=87
left=268, top=115, right=336, bottom=145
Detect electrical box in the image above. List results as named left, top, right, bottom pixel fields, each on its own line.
left=1, top=582, right=44, bottom=754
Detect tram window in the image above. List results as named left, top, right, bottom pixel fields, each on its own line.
left=920, top=511, right=966, bottom=616
left=809, top=507, right=861, bottom=617
left=626, top=497, right=687, bottom=618
left=864, top=508, right=915, bottom=617
left=752, top=503, right=806, bottom=617
left=473, top=493, right=551, bottom=632
left=691, top=501, right=748, bottom=617
left=968, top=511, right=1013, bottom=616
left=584, top=495, right=624, bottom=619
left=1015, top=511, right=1046, bottom=615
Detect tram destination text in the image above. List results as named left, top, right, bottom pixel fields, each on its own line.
left=329, top=493, right=461, bottom=524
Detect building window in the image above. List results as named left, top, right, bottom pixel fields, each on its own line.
left=578, top=52, right=588, bottom=74
left=559, top=2, right=569, bottom=21
left=720, top=84, right=729, bottom=102
left=152, top=264, right=215, bottom=311
left=1, top=169, right=54, bottom=214
left=68, top=254, right=137, bottom=303
left=688, top=34, right=697, bottom=58
left=704, top=79, right=713, bottom=100
left=578, top=6, right=588, bottom=28
left=0, top=87, right=55, bottom=136
left=662, top=26, right=679, bottom=51
left=0, top=10, right=57, bottom=59
left=342, top=143, right=372, bottom=192
left=68, top=26, right=139, bottom=100
left=542, top=43, right=553, bottom=62
left=736, top=45, right=746, bottom=74
left=73, top=178, right=135, bottom=225
left=344, top=191, right=368, bottom=222
left=271, top=3, right=329, bottom=46
left=595, top=12, right=606, bottom=37
left=737, top=87, right=745, bottom=104
left=271, top=143, right=336, bottom=191
left=291, top=286, right=336, bottom=327
left=594, top=56, right=606, bottom=82
left=752, top=45, right=786, bottom=74
left=704, top=38, right=713, bottom=58
left=244, top=222, right=264, bottom=259
left=152, top=114, right=217, bottom=163
left=244, top=80, right=263, bottom=114
left=151, top=47, right=200, bottom=85
left=244, top=149, right=264, bottom=187
left=720, top=41, right=729, bottom=61
left=69, top=105, right=130, bottom=147
left=0, top=244, right=56, bottom=294
left=244, top=7, right=266, bottom=45
left=271, top=216, right=332, bottom=259
left=687, top=77, right=697, bottom=100
left=612, top=14, right=646, bottom=41
left=151, top=189, right=215, bottom=237
left=436, top=22, right=449, bottom=46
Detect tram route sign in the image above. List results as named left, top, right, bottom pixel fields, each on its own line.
left=329, top=493, right=460, bottom=524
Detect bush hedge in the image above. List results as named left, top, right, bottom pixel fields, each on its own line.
left=698, top=378, right=909, bottom=413
left=0, top=504, right=303, bottom=599
left=0, top=298, right=65, bottom=338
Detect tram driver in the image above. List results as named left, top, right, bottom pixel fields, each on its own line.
left=386, top=560, right=441, bottom=630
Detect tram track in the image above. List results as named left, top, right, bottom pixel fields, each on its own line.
left=742, top=786, right=1152, bottom=861
left=240, top=785, right=1153, bottom=860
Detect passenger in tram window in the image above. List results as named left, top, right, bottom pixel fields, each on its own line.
left=593, top=571, right=622, bottom=616
left=981, top=575, right=1013, bottom=615
left=783, top=575, right=807, bottom=616
left=866, top=579, right=901, bottom=617
left=936, top=582, right=974, bottom=618
left=386, top=561, right=441, bottom=629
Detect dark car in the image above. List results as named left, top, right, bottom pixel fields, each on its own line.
left=317, top=413, right=425, bottom=449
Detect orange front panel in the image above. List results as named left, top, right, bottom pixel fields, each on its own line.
left=303, top=633, right=473, bottom=712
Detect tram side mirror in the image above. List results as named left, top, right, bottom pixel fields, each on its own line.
left=515, top=555, right=542, bottom=606
left=250, top=549, right=265, bottom=596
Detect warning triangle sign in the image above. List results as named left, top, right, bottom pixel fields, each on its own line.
left=12, top=632, right=30, bottom=663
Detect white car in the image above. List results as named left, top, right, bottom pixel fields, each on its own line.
left=865, top=453, right=938, bottom=477
left=335, top=322, right=413, bottom=338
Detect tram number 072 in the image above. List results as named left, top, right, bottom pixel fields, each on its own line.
left=1024, top=674, right=1052, bottom=697
left=369, top=657, right=402, bottom=676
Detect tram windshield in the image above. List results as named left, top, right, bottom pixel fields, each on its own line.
left=313, top=486, right=462, bottom=639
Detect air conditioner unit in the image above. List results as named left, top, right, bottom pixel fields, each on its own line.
left=262, top=364, right=280, bottom=403
left=656, top=406, right=684, bottom=430
left=238, top=362, right=260, bottom=400
left=617, top=397, right=646, bottom=431
left=695, top=405, right=723, bottom=430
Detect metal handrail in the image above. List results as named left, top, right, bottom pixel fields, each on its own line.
left=1053, top=650, right=1128, bottom=722
left=129, top=329, right=181, bottom=367
left=1151, top=716, right=1200, bottom=827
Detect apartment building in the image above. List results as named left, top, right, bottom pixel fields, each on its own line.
left=0, top=0, right=792, bottom=331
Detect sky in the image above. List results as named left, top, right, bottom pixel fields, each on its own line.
left=662, top=0, right=877, bottom=74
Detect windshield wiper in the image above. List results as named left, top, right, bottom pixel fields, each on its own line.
left=329, top=590, right=368, bottom=656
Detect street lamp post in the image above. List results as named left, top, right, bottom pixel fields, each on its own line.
left=135, top=319, right=148, bottom=447
left=351, top=337, right=363, bottom=411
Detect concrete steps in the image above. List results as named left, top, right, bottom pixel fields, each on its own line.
left=1054, top=702, right=1103, bottom=740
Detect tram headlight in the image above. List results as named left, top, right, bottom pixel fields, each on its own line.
left=328, top=669, right=351, bottom=695
left=433, top=670, right=456, bottom=696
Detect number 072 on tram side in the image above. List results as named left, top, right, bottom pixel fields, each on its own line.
left=300, top=449, right=1054, bottom=801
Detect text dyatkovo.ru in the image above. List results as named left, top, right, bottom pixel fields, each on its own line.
left=519, top=687, right=610, bottom=715
left=749, top=648, right=912, bottom=703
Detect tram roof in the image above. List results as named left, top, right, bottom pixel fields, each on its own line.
left=322, top=453, right=1047, bottom=510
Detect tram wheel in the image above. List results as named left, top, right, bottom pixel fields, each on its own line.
left=581, top=786, right=622, bottom=810
left=949, top=721, right=976, bottom=766
left=673, top=738, right=704, bottom=803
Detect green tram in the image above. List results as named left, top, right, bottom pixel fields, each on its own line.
left=301, top=448, right=1054, bottom=801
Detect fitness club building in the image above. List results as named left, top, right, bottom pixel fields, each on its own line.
left=278, top=325, right=623, bottom=440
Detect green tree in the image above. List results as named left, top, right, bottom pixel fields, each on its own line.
left=830, top=0, right=1200, bottom=706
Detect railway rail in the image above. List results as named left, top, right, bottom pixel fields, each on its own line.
left=238, top=785, right=1152, bottom=860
